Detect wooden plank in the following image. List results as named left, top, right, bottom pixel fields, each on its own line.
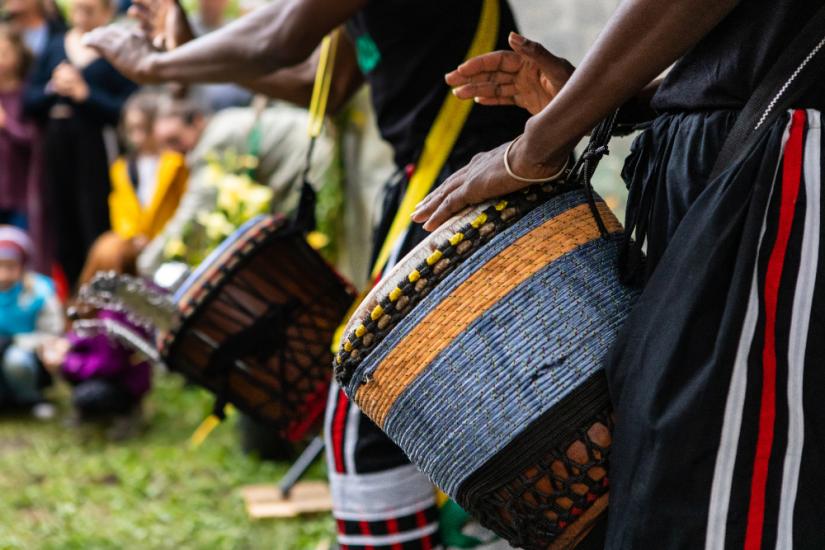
left=242, top=481, right=332, bottom=519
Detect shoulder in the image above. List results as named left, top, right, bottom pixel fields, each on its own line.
left=26, top=273, right=57, bottom=298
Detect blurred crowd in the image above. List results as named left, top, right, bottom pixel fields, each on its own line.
left=0, top=0, right=392, bottom=440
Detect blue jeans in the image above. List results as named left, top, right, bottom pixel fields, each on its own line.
left=0, top=346, right=42, bottom=405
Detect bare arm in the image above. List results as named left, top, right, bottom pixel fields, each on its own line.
left=413, top=0, right=742, bottom=230
left=85, top=0, right=366, bottom=84
left=237, top=33, right=365, bottom=112
left=517, top=0, right=738, bottom=171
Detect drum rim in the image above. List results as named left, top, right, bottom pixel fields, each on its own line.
left=159, top=214, right=289, bottom=358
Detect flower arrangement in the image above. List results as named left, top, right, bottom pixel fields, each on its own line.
left=162, top=150, right=273, bottom=266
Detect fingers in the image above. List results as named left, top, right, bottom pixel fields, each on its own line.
left=445, top=50, right=521, bottom=86
left=509, top=32, right=575, bottom=82
left=473, top=96, right=517, bottom=107
left=452, top=81, right=517, bottom=101
left=411, top=167, right=468, bottom=223
left=422, top=189, right=469, bottom=231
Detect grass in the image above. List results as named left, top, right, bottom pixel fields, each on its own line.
left=0, top=372, right=333, bottom=549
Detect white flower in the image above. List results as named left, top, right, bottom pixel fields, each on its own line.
left=199, top=212, right=235, bottom=241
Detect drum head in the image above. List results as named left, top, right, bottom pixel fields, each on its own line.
left=163, top=216, right=355, bottom=441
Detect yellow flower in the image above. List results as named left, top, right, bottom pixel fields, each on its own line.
left=306, top=231, right=330, bottom=250
left=163, top=238, right=187, bottom=259
left=239, top=184, right=273, bottom=218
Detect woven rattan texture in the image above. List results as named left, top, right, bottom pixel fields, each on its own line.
left=355, top=201, right=620, bottom=428
left=163, top=218, right=353, bottom=438
left=334, top=179, right=580, bottom=383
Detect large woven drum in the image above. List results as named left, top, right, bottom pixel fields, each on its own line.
left=163, top=215, right=354, bottom=442
left=335, top=185, right=639, bottom=549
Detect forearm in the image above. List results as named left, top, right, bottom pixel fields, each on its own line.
left=521, top=0, right=740, bottom=163
left=237, top=35, right=364, bottom=111
left=143, top=0, right=363, bottom=84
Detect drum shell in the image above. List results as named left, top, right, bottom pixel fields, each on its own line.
left=342, top=190, right=639, bottom=548
left=162, top=216, right=354, bottom=441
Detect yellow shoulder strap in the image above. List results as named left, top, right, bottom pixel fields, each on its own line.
left=308, top=29, right=341, bottom=138
left=369, top=0, right=500, bottom=279
left=331, top=0, right=500, bottom=352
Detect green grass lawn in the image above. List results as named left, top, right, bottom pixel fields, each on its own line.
left=0, top=372, right=333, bottom=549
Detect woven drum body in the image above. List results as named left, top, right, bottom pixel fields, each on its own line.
left=336, top=188, right=639, bottom=549
left=162, top=216, right=354, bottom=441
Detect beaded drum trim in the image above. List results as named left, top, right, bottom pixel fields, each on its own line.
left=334, top=178, right=579, bottom=384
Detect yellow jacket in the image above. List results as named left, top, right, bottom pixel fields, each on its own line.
left=109, top=152, right=189, bottom=240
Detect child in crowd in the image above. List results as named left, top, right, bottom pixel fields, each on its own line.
left=109, top=92, right=189, bottom=245
left=59, top=233, right=151, bottom=440
left=0, top=226, right=63, bottom=415
left=0, top=26, right=36, bottom=227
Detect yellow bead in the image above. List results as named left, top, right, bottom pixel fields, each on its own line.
left=371, top=305, right=384, bottom=321
left=426, top=250, right=443, bottom=265
left=470, top=213, right=488, bottom=228
left=336, top=355, right=342, bottom=365
left=495, top=200, right=508, bottom=211
left=344, top=341, right=353, bottom=352
left=389, top=287, right=402, bottom=302
left=449, top=233, right=464, bottom=246
left=408, top=270, right=421, bottom=283
left=355, top=324, right=366, bottom=338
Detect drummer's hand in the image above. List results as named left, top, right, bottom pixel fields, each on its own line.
left=83, top=24, right=161, bottom=84
left=128, top=0, right=193, bottom=50
left=411, top=138, right=568, bottom=231
left=445, top=33, right=574, bottom=115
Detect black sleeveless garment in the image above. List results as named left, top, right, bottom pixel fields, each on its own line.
left=347, top=0, right=529, bottom=168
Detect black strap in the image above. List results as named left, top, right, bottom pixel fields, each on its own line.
left=570, top=111, right=620, bottom=238
left=291, top=137, right=319, bottom=233
left=709, top=5, right=825, bottom=181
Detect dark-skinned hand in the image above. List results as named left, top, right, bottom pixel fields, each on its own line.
left=83, top=25, right=160, bottom=83
left=128, top=0, right=193, bottom=50
left=410, top=139, right=570, bottom=231
left=445, top=32, right=574, bottom=115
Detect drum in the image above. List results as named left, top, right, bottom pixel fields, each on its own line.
left=334, top=183, right=639, bottom=549
left=163, top=215, right=355, bottom=442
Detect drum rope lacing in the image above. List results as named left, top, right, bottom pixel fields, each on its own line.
left=568, top=110, right=620, bottom=239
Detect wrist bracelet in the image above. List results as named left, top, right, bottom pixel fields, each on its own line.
left=504, top=136, right=569, bottom=183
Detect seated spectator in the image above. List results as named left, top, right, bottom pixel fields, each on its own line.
left=152, top=96, right=208, bottom=155
left=109, top=92, right=189, bottom=243
left=0, top=225, right=63, bottom=416
left=60, top=233, right=151, bottom=439
left=0, top=25, right=36, bottom=228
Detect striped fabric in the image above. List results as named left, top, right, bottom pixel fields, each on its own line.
left=705, top=109, right=822, bottom=549
left=325, top=380, right=442, bottom=550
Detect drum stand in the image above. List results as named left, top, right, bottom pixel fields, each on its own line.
left=278, top=435, right=325, bottom=497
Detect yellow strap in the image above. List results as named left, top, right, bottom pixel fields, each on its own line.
left=332, top=0, right=500, bottom=351
left=189, top=404, right=236, bottom=448
left=369, top=0, right=500, bottom=280
left=308, top=29, right=341, bottom=138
